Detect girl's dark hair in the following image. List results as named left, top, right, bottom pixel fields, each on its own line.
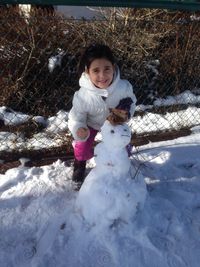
left=78, top=43, right=116, bottom=76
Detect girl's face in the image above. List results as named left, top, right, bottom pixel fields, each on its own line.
left=87, top=58, right=115, bottom=89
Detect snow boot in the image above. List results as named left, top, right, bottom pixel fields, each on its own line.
left=72, top=159, right=86, bottom=190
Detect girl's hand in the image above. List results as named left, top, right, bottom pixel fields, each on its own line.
left=76, top=127, right=89, bottom=139
left=115, top=109, right=128, bottom=121
left=107, top=108, right=128, bottom=125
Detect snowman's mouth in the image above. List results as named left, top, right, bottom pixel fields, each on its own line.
left=121, top=134, right=130, bottom=138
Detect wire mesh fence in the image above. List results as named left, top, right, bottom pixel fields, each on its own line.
left=0, top=6, right=200, bottom=165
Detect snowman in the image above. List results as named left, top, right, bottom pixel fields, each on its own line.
left=76, top=120, right=147, bottom=228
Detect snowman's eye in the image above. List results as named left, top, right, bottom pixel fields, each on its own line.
left=110, top=130, right=115, bottom=134
left=124, top=129, right=127, bottom=131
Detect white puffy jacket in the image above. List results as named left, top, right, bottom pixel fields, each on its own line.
left=68, top=68, right=136, bottom=141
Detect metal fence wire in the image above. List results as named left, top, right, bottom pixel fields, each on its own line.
left=0, top=6, right=200, bottom=164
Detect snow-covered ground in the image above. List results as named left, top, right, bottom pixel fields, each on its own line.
left=0, top=90, right=200, bottom=266
left=0, top=125, right=200, bottom=266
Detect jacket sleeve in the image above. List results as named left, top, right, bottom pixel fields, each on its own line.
left=68, top=92, right=90, bottom=141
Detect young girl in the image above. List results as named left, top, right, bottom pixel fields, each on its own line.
left=68, top=44, right=136, bottom=188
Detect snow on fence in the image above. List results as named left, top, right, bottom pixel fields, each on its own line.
left=0, top=6, right=200, bottom=167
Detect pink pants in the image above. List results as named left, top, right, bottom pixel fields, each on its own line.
left=73, top=127, right=98, bottom=161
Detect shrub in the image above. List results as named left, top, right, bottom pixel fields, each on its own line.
left=0, top=7, right=200, bottom=115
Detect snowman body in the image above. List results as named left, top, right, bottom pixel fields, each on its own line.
left=76, top=121, right=147, bottom=227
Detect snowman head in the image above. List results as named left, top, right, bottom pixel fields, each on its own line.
left=101, top=120, right=131, bottom=150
